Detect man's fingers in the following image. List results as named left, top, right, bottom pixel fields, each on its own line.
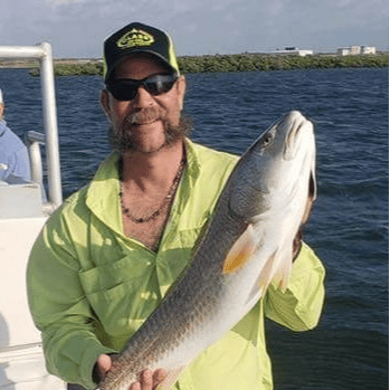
left=129, top=382, right=141, bottom=390
left=128, top=369, right=166, bottom=390
left=153, top=369, right=167, bottom=387
left=141, top=370, right=154, bottom=389
left=97, top=354, right=113, bottom=378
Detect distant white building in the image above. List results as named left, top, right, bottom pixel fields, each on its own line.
left=272, top=47, right=314, bottom=57
left=337, top=48, right=351, bottom=56
left=337, top=46, right=360, bottom=55
left=337, top=46, right=376, bottom=55
left=361, top=46, right=376, bottom=55
left=350, top=46, right=361, bottom=55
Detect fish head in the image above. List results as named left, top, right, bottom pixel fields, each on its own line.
left=229, top=110, right=316, bottom=222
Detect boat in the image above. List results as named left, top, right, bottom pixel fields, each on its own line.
left=0, top=43, right=66, bottom=389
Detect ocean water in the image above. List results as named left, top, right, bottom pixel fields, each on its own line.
left=0, top=67, right=388, bottom=389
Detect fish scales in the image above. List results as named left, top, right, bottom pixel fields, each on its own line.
left=99, top=212, right=246, bottom=389
left=96, top=110, right=316, bottom=390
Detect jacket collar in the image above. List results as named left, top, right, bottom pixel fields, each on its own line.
left=85, top=138, right=201, bottom=236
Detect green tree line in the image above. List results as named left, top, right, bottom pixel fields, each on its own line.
left=30, top=53, right=388, bottom=77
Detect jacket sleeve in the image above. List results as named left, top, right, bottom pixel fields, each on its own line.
left=27, top=209, right=115, bottom=389
left=264, top=242, right=325, bottom=331
left=12, top=145, right=31, bottom=181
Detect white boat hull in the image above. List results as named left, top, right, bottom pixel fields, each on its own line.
left=0, top=217, right=66, bottom=390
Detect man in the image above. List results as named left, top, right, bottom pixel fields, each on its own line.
left=0, top=88, right=31, bottom=183
left=27, top=22, right=325, bottom=390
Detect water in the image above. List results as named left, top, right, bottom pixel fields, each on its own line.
left=1, top=67, right=388, bottom=389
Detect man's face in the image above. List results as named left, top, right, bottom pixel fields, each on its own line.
left=101, top=53, right=187, bottom=154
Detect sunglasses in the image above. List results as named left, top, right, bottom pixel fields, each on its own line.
left=106, top=74, right=178, bottom=101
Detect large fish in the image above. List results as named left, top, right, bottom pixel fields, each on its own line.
left=96, top=110, right=317, bottom=390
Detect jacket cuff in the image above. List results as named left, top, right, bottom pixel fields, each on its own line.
left=78, top=343, right=116, bottom=389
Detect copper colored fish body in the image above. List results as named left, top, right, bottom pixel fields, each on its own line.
left=96, top=110, right=316, bottom=390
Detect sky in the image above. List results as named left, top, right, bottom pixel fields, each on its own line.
left=1, top=0, right=388, bottom=58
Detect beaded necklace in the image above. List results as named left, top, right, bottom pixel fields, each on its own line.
left=119, top=158, right=185, bottom=223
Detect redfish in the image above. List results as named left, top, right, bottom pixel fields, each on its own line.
left=96, top=110, right=316, bottom=390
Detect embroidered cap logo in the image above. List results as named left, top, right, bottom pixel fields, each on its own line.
left=117, top=28, right=155, bottom=49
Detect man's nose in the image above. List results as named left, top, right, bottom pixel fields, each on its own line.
left=131, top=85, right=154, bottom=107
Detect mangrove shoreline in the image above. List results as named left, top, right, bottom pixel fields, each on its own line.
left=1, top=53, right=387, bottom=76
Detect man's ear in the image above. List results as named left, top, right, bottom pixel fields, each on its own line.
left=100, top=89, right=112, bottom=122
left=0, top=104, right=4, bottom=119
left=177, top=76, right=186, bottom=111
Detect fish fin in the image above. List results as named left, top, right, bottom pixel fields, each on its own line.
left=256, top=251, right=278, bottom=296
left=270, top=247, right=292, bottom=292
left=222, top=224, right=256, bottom=274
left=241, top=251, right=279, bottom=312
left=279, top=252, right=292, bottom=291
left=275, top=264, right=291, bottom=292
left=255, top=247, right=292, bottom=296
left=155, top=366, right=186, bottom=390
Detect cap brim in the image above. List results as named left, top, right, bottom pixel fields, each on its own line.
left=105, top=49, right=179, bottom=83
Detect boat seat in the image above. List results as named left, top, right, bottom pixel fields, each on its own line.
left=0, top=182, right=44, bottom=219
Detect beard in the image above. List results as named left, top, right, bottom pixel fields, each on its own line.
left=108, top=108, right=193, bottom=154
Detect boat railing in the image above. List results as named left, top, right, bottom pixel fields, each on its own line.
left=0, top=42, right=62, bottom=213
left=27, top=131, right=45, bottom=187
left=0, top=43, right=67, bottom=389
left=26, top=130, right=58, bottom=214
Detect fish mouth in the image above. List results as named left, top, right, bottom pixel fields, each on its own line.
left=284, top=111, right=307, bottom=160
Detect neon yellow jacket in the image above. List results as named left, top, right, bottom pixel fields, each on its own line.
left=27, top=139, right=325, bottom=390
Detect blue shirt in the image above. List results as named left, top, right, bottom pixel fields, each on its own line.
left=0, top=120, right=31, bottom=182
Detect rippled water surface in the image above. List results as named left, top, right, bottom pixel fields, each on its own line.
left=1, top=67, right=388, bottom=389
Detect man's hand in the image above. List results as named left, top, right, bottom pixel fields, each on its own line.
left=96, top=354, right=112, bottom=378
left=96, top=354, right=166, bottom=390
left=129, top=369, right=167, bottom=390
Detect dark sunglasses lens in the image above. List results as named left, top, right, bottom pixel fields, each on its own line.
left=144, top=76, right=176, bottom=96
left=108, top=83, right=138, bottom=101
left=107, top=75, right=177, bottom=101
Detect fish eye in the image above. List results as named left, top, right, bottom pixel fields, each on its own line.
left=262, top=134, right=273, bottom=145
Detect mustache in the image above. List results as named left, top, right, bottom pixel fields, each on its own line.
left=123, top=106, right=165, bottom=127
left=107, top=113, right=194, bottom=154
